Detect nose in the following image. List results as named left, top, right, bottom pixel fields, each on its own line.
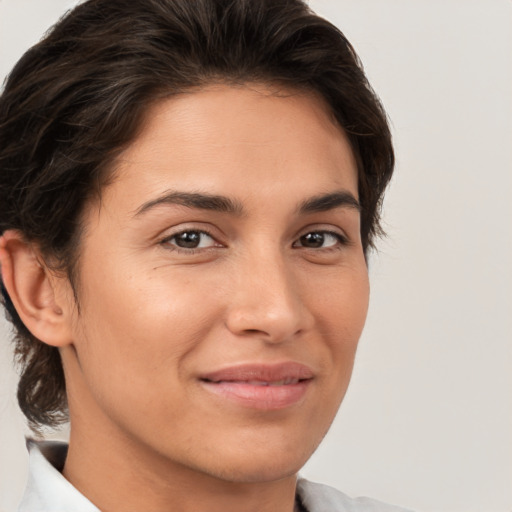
left=225, top=251, right=314, bottom=343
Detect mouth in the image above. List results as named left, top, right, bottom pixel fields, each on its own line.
left=199, top=362, right=314, bottom=410
left=205, top=377, right=302, bottom=386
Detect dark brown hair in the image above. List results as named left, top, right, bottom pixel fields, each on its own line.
left=0, top=0, right=394, bottom=430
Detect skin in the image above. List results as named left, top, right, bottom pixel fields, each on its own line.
left=0, top=84, right=369, bottom=512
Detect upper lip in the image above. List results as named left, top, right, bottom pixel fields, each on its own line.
left=200, top=362, right=315, bottom=383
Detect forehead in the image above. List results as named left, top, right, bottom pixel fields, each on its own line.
left=97, top=83, right=358, bottom=217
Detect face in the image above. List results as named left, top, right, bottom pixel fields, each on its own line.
left=61, top=84, right=369, bottom=483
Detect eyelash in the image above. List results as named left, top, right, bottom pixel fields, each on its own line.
left=159, top=228, right=349, bottom=254
left=293, top=230, right=349, bottom=250
left=159, top=229, right=220, bottom=254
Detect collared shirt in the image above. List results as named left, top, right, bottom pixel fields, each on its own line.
left=18, top=441, right=412, bottom=512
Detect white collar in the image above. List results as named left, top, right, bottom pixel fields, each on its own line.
left=18, top=440, right=99, bottom=512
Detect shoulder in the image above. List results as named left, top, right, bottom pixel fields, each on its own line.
left=296, top=477, right=414, bottom=512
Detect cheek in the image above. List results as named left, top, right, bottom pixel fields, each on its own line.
left=71, top=264, right=223, bottom=407
left=310, top=263, right=369, bottom=335
left=306, top=264, right=369, bottom=375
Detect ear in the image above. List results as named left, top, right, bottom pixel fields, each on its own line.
left=0, top=230, right=74, bottom=347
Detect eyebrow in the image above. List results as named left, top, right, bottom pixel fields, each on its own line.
left=133, top=189, right=360, bottom=218
left=297, top=191, right=360, bottom=214
left=134, top=191, right=245, bottom=217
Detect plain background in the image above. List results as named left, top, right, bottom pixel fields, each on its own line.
left=0, top=1, right=511, bottom=511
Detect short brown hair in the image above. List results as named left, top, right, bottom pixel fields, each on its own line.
left=0, top=0, right=394, bottom=430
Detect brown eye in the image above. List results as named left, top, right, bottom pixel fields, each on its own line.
left=166, top=230, right=217, bottom=249
left=300, top=232, right=324, bottom=248
left=294, top=231, right=342, bottom=249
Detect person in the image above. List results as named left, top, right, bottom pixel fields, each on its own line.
left=0, top=0, right=410, bottom=510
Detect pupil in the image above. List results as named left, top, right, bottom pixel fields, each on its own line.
left=176, top=231, right=200, bottom=248
left=301, top=232, right=324, bottom=248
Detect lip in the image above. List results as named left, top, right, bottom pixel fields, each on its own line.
left=199, top=362, right=314, bottom=410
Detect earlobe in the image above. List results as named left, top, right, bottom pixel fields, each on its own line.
left=0, top=230, right=73, bottom=347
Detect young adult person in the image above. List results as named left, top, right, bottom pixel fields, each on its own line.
left=0, top=0, right=411, bottom=510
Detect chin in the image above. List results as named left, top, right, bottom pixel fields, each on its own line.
left=202, top=454, right=306, bottom=484
left=189, top=431, right=319, bottom=484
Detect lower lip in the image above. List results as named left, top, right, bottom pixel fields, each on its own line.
left=200, top=380, right=311, bottom=410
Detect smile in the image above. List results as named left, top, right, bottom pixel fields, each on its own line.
left=228, top=378, right=300, bottom=386
left=199, top=363, right=314, bottom=410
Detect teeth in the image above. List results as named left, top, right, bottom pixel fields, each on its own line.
left=273, top=378, right=299, bottom=386
left=245, top=379, right=299, bottom=386
left=204, top=378, right=301, bottom=386
left=247, top=380, right=268, bottom=386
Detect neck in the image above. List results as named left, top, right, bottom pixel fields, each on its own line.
left=63, top=422, right=299, bottom=512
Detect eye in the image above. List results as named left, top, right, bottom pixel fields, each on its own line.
left=163, top=230, right=218, bottom=250
left=294, top=231, right=345, bottom=249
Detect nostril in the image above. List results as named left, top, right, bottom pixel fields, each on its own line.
left=244, top=329, right=262, bottom=335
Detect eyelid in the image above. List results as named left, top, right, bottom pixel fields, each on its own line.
left=293, top=231, right=347, bottom=250
left=156, top=221, right=222, bottom=241
left=158, top=225, right=225, bottom=252
left=293, top=225, right=350, bottom=246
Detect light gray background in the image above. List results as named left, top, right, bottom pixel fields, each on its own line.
left=1, top=1, right=511, bottom=511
